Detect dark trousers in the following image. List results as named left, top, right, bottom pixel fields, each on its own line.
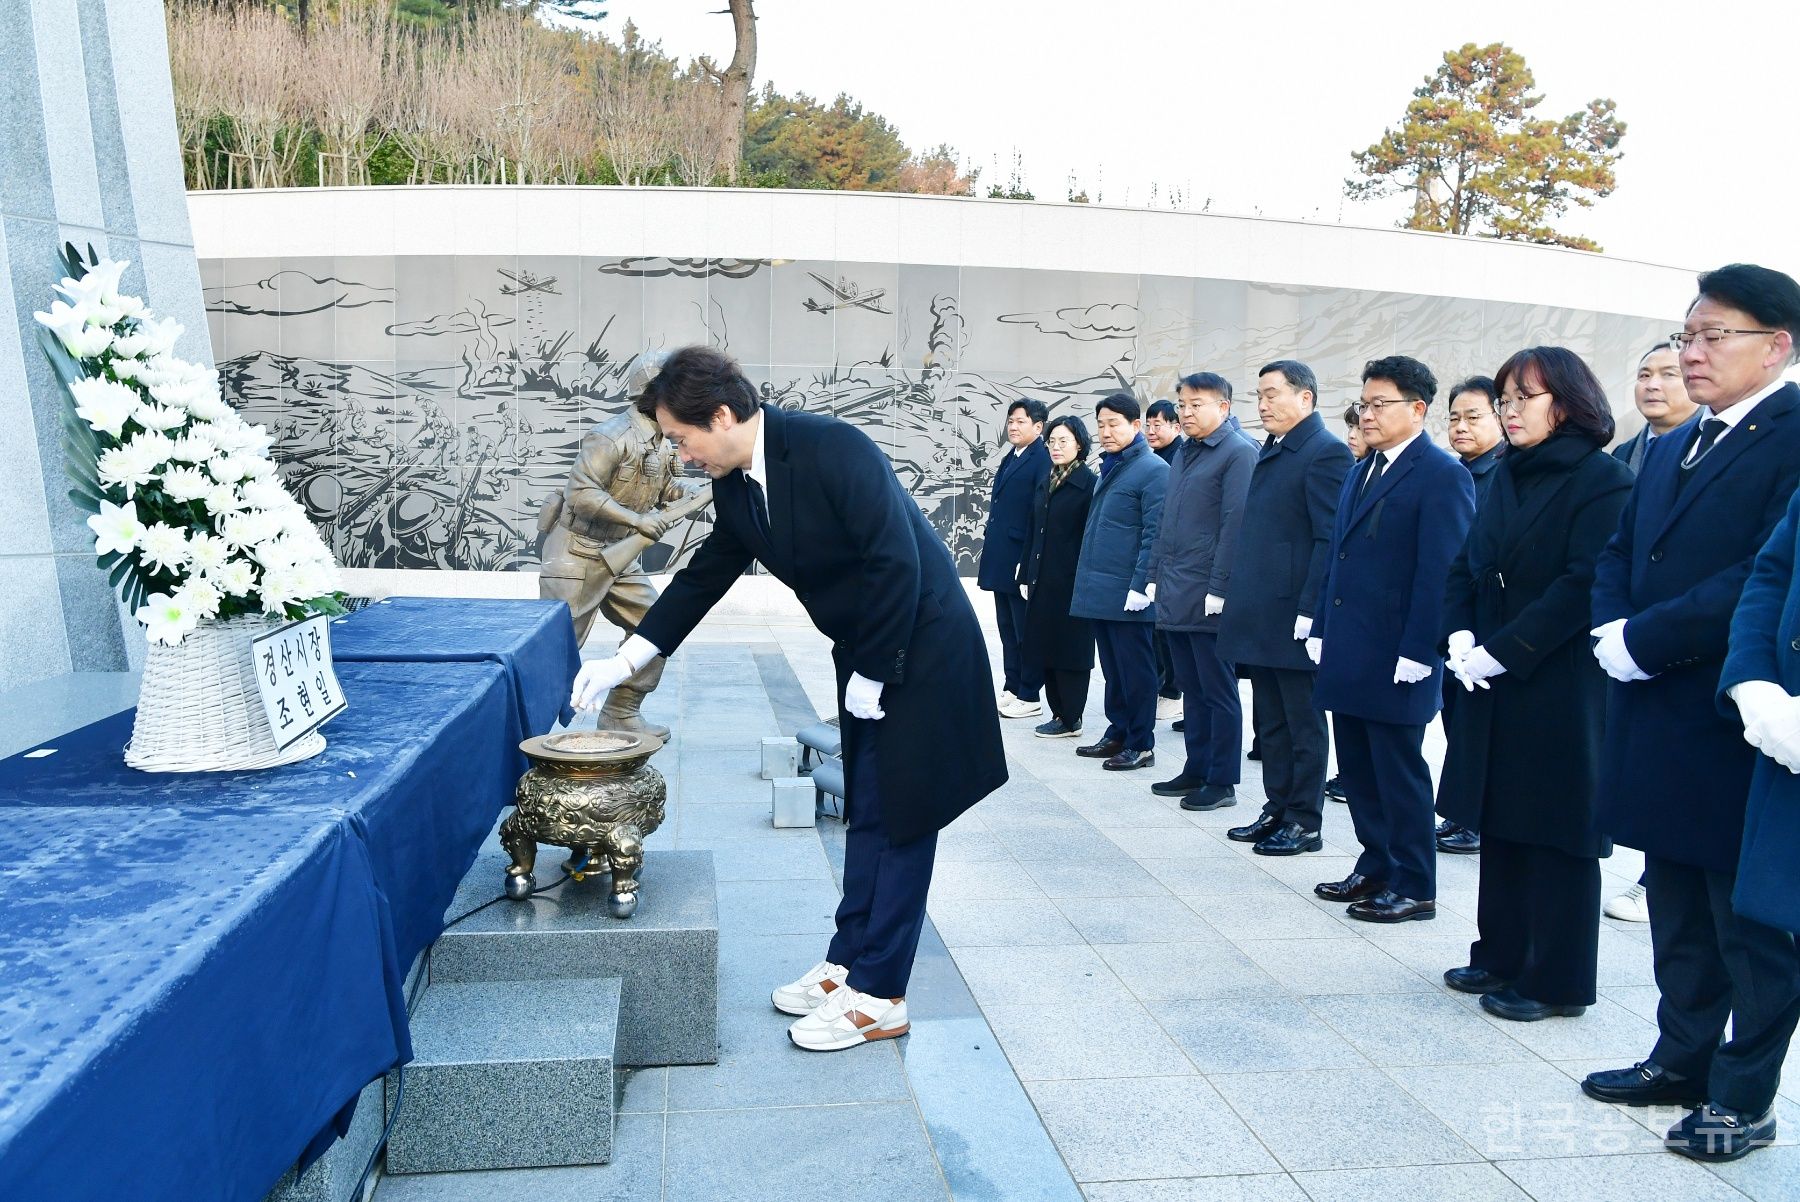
left=1043, top=667, right=1091, bottom=728
left=1093, top=619, right=1157, bottom=751
left=1248, top=666, right=1327, bottom=831
left=1643, top=855, right=1800, bottom=1114
left=992, top=590, right=1039, bottom=701
left=826, top=720, right=938, bottom=998
left=1165, top=630, right=1241, bottom=784
left=1469, top=835, right=1600, bottom=1005
left=1332, top=714, right=1435, bottom=900
left=1153, top=628, right=1180, bottom=700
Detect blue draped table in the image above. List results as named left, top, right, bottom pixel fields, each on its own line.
left=0, top=597, right=580, bottom=1202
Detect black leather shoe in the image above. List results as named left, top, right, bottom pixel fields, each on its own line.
left=1181, top=784, right=1236, bottom=811
left=1103, top=749, right=1155, bottom=771
left=1314, top=872, right=1384, bottom=903
left=1437, top=827, right=1482, bottom=855
left=1151, top=773, right=1206, bottom=797
left=1076, top=737, right=1124, bottom=759
left=1666, top=1102, right=1778, bottom=1162
left=1228, top=813, right=1282, bottom=843
left=1246, top=744, right=1263, bottom=762
left=1479, top=987, right=1586, bottom=1021
left=1434, top=818, right=1457, bottom=836
left=1443, top=966, right=1509, bottom=995
left=1346, top=890, right=1436, bottom=922
left=1171, top=718, right=1185, bottom=732
left=1323, top=773, right=1347, bottom=803
left=1253, top=822, right=1322, bottom=855
left=1581, top=1061, right=1706, bottom=1108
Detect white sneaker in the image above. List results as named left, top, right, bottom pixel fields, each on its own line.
left=787, top=986, right=909, bottom=1051
left=1605, top=883, right=1649, bottom=923
left=1156, top=696, right=1183, bottom=722
left=997, top=689, right=1018, bottom=713
left=999, top=696, right=1043, bottom=719
left=771, top=960, right=848, bottom=1016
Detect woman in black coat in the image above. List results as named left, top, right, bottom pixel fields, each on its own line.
left=1437, top=346, right=1634, bottom=1022
left=1019, top=415, right=1098, bottom=738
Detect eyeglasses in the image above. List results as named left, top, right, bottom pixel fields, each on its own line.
left=1495, top=390, right=1551, bottom=414
left=1346, top=396, right=1411, bottom=418
left=1446, top=409, right=1496, bottom=428
left=1668, top=327, right=1777, bottom=352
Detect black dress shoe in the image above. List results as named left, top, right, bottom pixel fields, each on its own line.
left=1581, top=1061, right=1707, bottom=1108
left=1228, top=813, right=1282, bottom=843
left=1181, top=784, right=1236, bottom=811
left=1666, top=1102, right=1778, bottom=1162
left=1314, top=872, right=1384, bottom=903
left=1437, top=827, right=1482, bottom=854
left=1151, top=773, right=1206, bottom=797
left=1323, top=773, right=1347, bottom=803
left=1253, top=822, right=1322, bottom=856
left=1346, top=890, right=1436, bottom=922
left=1103, top=749, right=1155, bottom=771
left=1076, top=737, right=1124, bottom=759
left=1443, top=966, right=1509, bottom=995
left=1171, top=718, right=1185, bottom=732
left=1479, top=987, right=1586, bottom=1021
left=1246, top=744, right=1263, bottom=762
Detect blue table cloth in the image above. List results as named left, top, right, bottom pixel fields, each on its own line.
left=0, top=658, right=524, bottom=1202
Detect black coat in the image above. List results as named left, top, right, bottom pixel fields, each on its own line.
left=1592, top=383, right=1800, bottom=872
left=1435, top=435, right=1633, bottom=857
left=1019, top=466, right=1097, bottom=671
left=636, top=404, right=1008, bottom=845
left=1216, top=412, right=1353, bottom=670
left=976, top=438, right=1050, bottom=592
left=1610, top=427, right=1653, bottom=475
left=1464, top=443, right=1503, bottom=504
left=1149, top=419, right=1258, bottom=632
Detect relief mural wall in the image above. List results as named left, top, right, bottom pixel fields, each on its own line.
left=199, top=254, right=1667, bottom=575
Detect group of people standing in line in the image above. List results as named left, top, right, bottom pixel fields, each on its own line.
left=976, top=262, right=1800, bottom=1163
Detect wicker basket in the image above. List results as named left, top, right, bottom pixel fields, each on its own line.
left=125, top=615, right=327, bottom=772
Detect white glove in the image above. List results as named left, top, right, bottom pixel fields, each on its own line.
left=1753, top=700, right=1800, bottom=774
left=1125, top=590, right=1152, bottom=612
left=1018, top=583, right=1029, bottom=601
left=1454, top=645, right=1506, bottom=692
left=1394, top=656, right=1432, bottom=685
left=844, top=671, right=886, bottom=720
left=1447, top=629, right=1475, bottom=664
left=1591, top=619, right=1651, bottom=682
left=570, top=634, right=661, bottom=710
left=1731, top=681, right=1800, bottom=771
left=1144, top=582, right=1157, bottom=602
left=1305, top=637, right=1322, bottom=665
left=1204, top=593, right=1225, bottom=617
left=1293, top=615, right=1313, bottom=641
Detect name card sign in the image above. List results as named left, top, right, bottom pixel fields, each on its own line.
left=252, top=616, right=348, bottom=750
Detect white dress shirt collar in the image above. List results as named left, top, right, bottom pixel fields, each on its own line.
left=1373, top=428, right=1423, bottom=470
left=1708, top=376, right=1787, bottom=433
left=745, top=407, right=768, bottom=494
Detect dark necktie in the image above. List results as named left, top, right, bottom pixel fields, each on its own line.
left=1356, top=450, right=1388, bottom=507
left=1263, top=434, right=1276, bottom=450
left=1676, top=418, right=1727, bottom=494
left=745, top=473, right=772, bottom=543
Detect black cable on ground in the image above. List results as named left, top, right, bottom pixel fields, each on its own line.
left=349, top=1067, right=402, bottom=1202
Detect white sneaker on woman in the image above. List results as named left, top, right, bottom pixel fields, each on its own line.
left=1605, top=883, right=1649, bottom=923
left=771, top=960, right=848, bottom=1015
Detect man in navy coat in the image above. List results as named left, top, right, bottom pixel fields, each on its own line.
left=978, top=398, right=1051, bottom=720
left=1308, top=356, right=1475, bottom=922
left=1582, top=264, right=1800, bottom=1162
left=571, top=347, right=1008, bottom=1054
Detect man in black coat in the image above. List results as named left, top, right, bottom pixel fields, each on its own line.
left=1218, top=361, right=1353, bottom=854
left=1145, top=398, right=1186, bottom=719
left=571, top=347, right=1007, bottom=1054
left=1582, top=265, right=1800, bottom=1162
left=979, top=399, right=1051, bottom=720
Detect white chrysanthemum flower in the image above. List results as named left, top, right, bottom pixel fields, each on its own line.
left=209, top=454, right=258, bottom=484
left=61, top=323, right=114, bottom=359
left=204, top=483, right=243, bottom=516
left=238, top=479, right=291, bottom=512
left=160, top=465, right=211, bottom=503
left=173, top=577, right=222, bottom=622
left=136, top=592, right=199, bottom=646
left=69, top=377, right=140, bottom=438
left=109, top=328, right=156, bottom=359
left=109, top=357, right=141, bottom=382
left=221, top=508, right=283, bottom=551
left=186, top=391, right=234, bottom=423
left=137, top=522, right=190, bottom=575
left=186, top=531, right=229, bottom=574
left=295, top=558, right=339, bottom=599
left=169, top=429, right=220, bottom=463
left=134, top=430, right=178, bottom=466
left=86, top=498, right=144, bottom=557
left=258, top=563, right=303, bottom=614
left=137, top=316, right=183, bottom=357
left=211, top=559, right=256, bottom=596
left=132, top=402, right=189, bottom=433
left=96, top=443, right=159, bottom=496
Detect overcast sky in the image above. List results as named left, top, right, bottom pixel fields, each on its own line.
left=595, top=0, right=1798, bottom=275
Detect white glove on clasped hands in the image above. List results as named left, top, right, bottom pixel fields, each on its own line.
left=571, top=634, right=660, bottom=711
left=1446, top=629, right=1475, bottom=664
left=1143, top=583, right=1157, bottom=602
left=1018, top=583, right=1029, bottom=601
left=1204, top=593, right=1225, bottom=617
left=844, top=671, right=886, bottom=720
left=1124, top=590, right=1152, bottom=612
left=1731, top=680, right=1800, bottom=773
left=1454, top=645, right=1506, bottom=692
left=1293, top=615, right=1313, bottom=641
left=1305, top=637, right=1323, bottom=665
left=1393, top=656, right=1433, bottom=685
left=1591, top=619, right=1651, bottom=683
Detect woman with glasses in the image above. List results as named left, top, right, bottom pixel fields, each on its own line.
left=1436, top=346, right=1635, bottom=1021
left=1018, top=415, right=1099, bottom=738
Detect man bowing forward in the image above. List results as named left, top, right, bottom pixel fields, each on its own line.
left=572, top=347, right=1008, bottom=1052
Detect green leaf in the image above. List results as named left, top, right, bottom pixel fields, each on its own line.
left=108, top=556, right=133, bottom=588
left=66, top=486, right=102, bottom=515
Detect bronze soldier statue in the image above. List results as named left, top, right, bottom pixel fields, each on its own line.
left=538, top=352, right=711, bottom=738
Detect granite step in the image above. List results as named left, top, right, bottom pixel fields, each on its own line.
left=385, top=977, right=621, bottom=1175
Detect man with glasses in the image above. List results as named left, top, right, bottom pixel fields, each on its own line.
left=1583, top=264, right=1800, bottom=1162
left=1308, top=357, right=1475, bottom=921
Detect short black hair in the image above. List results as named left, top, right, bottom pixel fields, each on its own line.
left=1095, top=391, right=1141, bottom=422
left=1146, top=399, right=1179, bottom=424
left=1362, top=355, right=1437, bottom=407
left=1494, top=346, right=1615, bottom=448
left=1258, top=360, right=1317, bottom=403
left=1693, top=263, right=1800, bottom=361
left=1639, top=343, right=1674, bottom=365
left=1340, top=405, right=1358, bottom=427
left=1448, top=376, right=1497, bottom=406
left=640, top=345, right=759, bottom=426
left=1177, top=371, right=1233, bottom=401
left=1045, top=414, right=1092, bottom=462
left=1007, top=397, right=1049, bottom=425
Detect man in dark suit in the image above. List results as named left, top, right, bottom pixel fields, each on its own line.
left=1218, top=361, right=1353, bottom=853
left=1582, top=265, right=1800, bottom=1162
left=1145, top=398, right=1187, bottom=722
left=1308, top=356, right=1475, bottom=921
left=571, top=346, right=1008, bottom=1053
left=979, top=399, right=1051, bottom=720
